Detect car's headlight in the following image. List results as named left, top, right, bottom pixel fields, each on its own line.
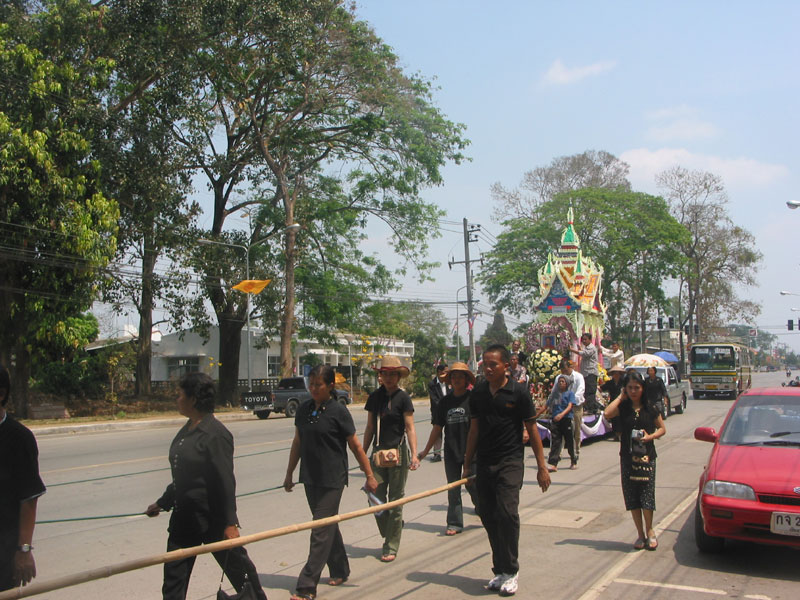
left=702, top=480, right=756, bottom=500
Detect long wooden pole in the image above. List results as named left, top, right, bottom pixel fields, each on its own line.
left=0, top=477, right=472, bottom=600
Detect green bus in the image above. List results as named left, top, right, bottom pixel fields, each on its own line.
left=689, top=343, right=752, bottom=399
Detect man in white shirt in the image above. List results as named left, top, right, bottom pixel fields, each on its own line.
left=555, top=358, right=585, bottom=464
left=600, top=341, right=625, bottom=370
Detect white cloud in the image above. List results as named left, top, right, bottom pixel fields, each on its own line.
left=644, top=104, right=719, bottom=142
left=541, top=59, right=617, bottom=86
left=619, top=147, right=789, bottom=190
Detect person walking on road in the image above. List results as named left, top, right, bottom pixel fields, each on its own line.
left=283, top=365, right=377, bottom=600
left=463, top=344, right=551, bottom=596
left=538, top=374, right=576, bottom=472
left=645, top=366, right=669, bottom=418
left=604, top=370, right=666, bottom=551
left=145, top=372, right=267, bottom=600
left=362, top=356, right=420, bottom=563
left=557, top=358, right=585, bottom=464
left=0, top=366, right=46, bottom=592
left=418, top=362, right=480, bottom=535
left=427, top=363, right=449, bottom=462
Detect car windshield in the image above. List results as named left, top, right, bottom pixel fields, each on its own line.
left=691, top=346, right=735, bottom=370
left=719, top=394, right=800, bottom=445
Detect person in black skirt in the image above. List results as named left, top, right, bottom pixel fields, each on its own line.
left=284, top=365, right=377, bottom=600
left=145, top=372, right=267, bottom=600
left=604, top=370, right=666, bottom=551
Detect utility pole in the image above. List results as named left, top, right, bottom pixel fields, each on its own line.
left=449, top=219, right=482, bottom=370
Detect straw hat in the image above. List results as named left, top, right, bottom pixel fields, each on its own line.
left=377, top=355, right=410, bottom=378
left=608, top=364, right=626, bottom=374
left=444, top=362, right=476, bottom=386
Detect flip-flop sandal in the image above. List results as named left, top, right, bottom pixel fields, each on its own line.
left=328, top=577, right=348, bottom=586
left=633, top=537, right=645, bottom=550
left=445, top=528, right=460, bottom=536
left=290, top=593, right=315, bottom=600
left=547, top=465, right=557, bottom=472
left=380, top=554, right=396, bottom=562
left=646, top=536, right=658, bottom=550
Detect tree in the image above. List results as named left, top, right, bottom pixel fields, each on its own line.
left=0, top=9, right=119, bottom=416
left=491, top=150, right=631, bottom=221
left=656, top=167, right=762, bottom=343
left=360, top=302, right=449, bottom=396
left=478, top=311, right=513, bottom=350
left=173, top=0, right=466, bottom=404
left=446, top=332, right=468, bottom=364
left=478, top=189, right=689, bottom=349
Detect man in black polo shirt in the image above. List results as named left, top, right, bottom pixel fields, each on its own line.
left=0, top=366, right=46, bottom=591
left=463, top=344, right=550, bottom=597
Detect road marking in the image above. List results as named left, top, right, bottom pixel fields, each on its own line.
left=41, top=437, right=294, bottom=475
left=614, top=578, right=727, bottom=595
left=744, top=595, right=772, bottom=600
left=576, top=489, right=697, bottom=600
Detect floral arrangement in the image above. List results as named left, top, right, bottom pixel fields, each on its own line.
left=527, top=347, right=563, bottom=386
left=523, top=322, right=572, bottom=355
left=598, top=365, right=610, bottom=384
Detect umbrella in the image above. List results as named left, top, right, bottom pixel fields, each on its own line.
left=654, top=350, right=679, bottom=363
left=624, top=353, right=668, bottom=367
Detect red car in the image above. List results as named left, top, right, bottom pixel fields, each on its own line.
left=694, top=387, right=800, bottom=552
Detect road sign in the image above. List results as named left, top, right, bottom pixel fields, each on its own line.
left=749, top=328, right=758, bottom=337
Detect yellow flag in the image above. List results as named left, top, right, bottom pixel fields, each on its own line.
left=232, top=279, right=272, bottom=294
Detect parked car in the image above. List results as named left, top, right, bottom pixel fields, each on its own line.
left=627, top=365, right=689, bottom=419
left=240, top=376, right=351, bottom=419
left=693, top=387, right=800, bottom=552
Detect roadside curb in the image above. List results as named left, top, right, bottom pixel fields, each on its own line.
left=28, top=397, right=429, bottom=436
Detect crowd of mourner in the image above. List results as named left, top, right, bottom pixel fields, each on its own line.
left=1, top=334, right=671, bottom=599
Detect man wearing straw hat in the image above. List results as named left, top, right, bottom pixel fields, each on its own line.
left=463, top=345, right=550, bottom=596
left=362, top=356, right=420, bottom=563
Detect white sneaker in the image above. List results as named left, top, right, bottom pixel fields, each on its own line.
left=487, top=573, right=509, bottom=591
left=499, top=573, right=518, bottom=596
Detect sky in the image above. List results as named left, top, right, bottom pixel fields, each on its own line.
left=340, top=0, right=800, bottom=350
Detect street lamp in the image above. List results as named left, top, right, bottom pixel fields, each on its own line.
left=787, top=201, right=800, bottom=209
left=780, top=291, right=800, bottom=296
left=199, top=223, right=301, bottom=391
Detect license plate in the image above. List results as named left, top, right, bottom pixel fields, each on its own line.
left=706, top=384, right=717, bottom=390
left=770, top=512, right=800, bottom=536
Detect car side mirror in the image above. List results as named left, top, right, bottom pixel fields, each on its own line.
left=694, top=427, right=719, bottom=443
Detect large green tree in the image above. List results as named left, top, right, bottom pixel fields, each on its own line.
left=478, top=189, right=689, bottom=350
left=0, top=9, right=118, bottom=415
left=175, top=0, right=466, bottom=403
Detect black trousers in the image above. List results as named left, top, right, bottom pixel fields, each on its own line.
left=162, top=528, right=267, bottom=600
left=443, top=454, right=480, bottom=529
left=584, top=374, right=598, bottom=411
left=296, top=485, right=349, bottom=594
left=548, top=417, right=576, bottom=466
left=476, top=459, right=524, bottom=575
left=0, top=535, right=16, bottom=591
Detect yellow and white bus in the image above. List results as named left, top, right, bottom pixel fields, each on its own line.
left=689, top=343, right=752, bottom=400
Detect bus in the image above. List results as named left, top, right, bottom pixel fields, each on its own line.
left=689, top=343, right=752, bottom=399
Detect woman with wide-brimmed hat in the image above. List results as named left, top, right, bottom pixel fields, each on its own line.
left=418, top=362, right=480, bottom=535
left=361, top=355, right=419, bottom=562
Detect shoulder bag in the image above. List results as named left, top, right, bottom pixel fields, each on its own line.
left=373, top=395, right=400, bottom=468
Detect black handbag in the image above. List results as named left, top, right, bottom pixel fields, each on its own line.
left=217, top=550, right=260, bottom=600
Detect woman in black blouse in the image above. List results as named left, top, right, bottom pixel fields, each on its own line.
left=145, top=373, right=266, bottom=600
left=284, top=365, right=377, bottom=600
left=604, top=370, right=666, bottom=551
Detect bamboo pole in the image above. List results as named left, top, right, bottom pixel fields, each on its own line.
left=0, top=477, right=473, bottom=600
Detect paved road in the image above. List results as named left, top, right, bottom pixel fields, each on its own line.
left=23, top=371, right=800, bottom=599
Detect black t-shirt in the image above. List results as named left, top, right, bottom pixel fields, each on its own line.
left=617, top=399, right=659, bottom=460
left=644, top=377, right=667, bottom=405
left=433, top=391, right=471, bottom=463
left=365, top=386, right=414, bottom=449
left=0, top=414, right=46, bottom=540
left=295, top=397, right=356, bottom=488
left=600, top=378, right=623, bottom=400
left=469, top=378, right=534, bottom=465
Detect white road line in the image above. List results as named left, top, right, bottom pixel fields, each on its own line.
left=576, top=490, right=697, bottom=600
left=744, top=595, right=772, bottom=600
left=614, top=578, right=727, bottom=595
